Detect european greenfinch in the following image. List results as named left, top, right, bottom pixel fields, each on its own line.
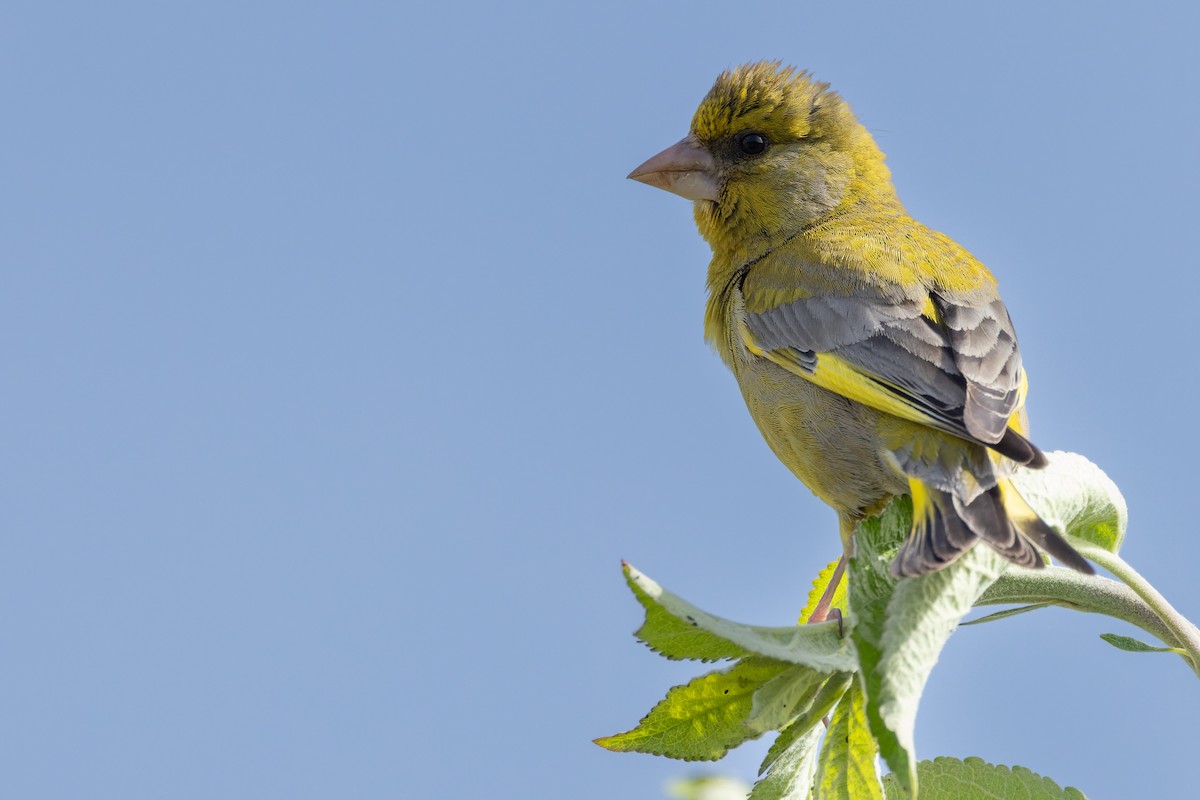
left=629, top=62, right=1091, bottom=577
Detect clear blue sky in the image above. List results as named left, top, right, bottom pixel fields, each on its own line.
left=3, top=2, right=1198, bottom=798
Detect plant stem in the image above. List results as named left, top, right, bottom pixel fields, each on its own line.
left=977, top=569, right=1178, bottom=647
left=1076, top=543, right=1200, bottom=679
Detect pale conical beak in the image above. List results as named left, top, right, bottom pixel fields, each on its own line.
left=627, top=137, right=719, bottom=202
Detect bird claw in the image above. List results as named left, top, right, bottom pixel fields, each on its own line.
left=828, top=607, right=844, bottom=638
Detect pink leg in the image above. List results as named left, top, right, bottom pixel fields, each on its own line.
left=808, top=553, right=848, bottom=728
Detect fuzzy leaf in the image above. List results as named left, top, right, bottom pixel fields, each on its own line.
left=814, top=681, right=883, bottom=800
left=844, top=501, right=905, bottom=789
left=1099, top=633, right=1186, bottom=655
left=759, top=673, right=852, bottom=776
left=749, top=724, right=823, bottom=800
left=881, top=756, right=1088, bottom=799
left=623, top=563, right=856, bottom=671
left=623, top=561, right=750, bottom=662
left=747, top=664, right=828, bottom=734
left=1010, top=451, right=1126, bottom=554
left=595, top=658, right=790, bottom=761
left=960, top=603, right=1051, bottom=626
left=849, top=498, right=1007, bottom=797
left=977, top=568, right=1180, bottom=648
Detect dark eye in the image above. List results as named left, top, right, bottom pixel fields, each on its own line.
left=738, top=132, right=768, bottom=156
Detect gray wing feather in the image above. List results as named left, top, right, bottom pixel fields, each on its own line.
left=748, top=295, right=916, bottom=353
left=939, top=298, right=1022, bottom=444
left=744, top=291, right=1025, bottom=447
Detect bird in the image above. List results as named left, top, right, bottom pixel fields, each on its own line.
left=628, top=62, right=1092, bottom=579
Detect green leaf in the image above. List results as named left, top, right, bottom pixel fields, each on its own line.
left=747, top=664, right=828, bottom=734
left=623, top=561, right=751, bottom=662
left=1009, top=451, right=1127, bottom=554
left=595, top=657, right=791, bottom=761
left=881, top=756, right=1088, bottom=799
left=844, top=500, right=905, bottom=789
left=977, top=567, right=1180, bottom=648
left=799, top=556, right=848, bottom=624
left=667, top=775, right=753, bottom=800
left=959, top=602, right=1051, bottom=626
left=814, top=680, right=883, bottom=800
left=749, top=724, right=823, bottom=800
left=759, top=673, right=853, bottom=775
left=849, top=498, right=1007, bottom=797
left=1099, top=633, right=1186, bottom=655
left=623, top=563, right=857, bottom=672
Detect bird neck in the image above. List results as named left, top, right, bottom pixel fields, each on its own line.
left=700, top=182, right=907, bottom=301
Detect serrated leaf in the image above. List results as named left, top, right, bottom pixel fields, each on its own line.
left=849, top=498, right=1007, bottom=797
left=749, top=724, right=823, bottom=800
left=960, top=602, right=1051, bottom=626
left=814, top=680, right=883, bottom=800
left=881, top=756, right=1088, bottom=799
left=1010, top=451, right=1126, bottom=554
left=623, top=563, right=857, bottom=671
left=747, top=664, right=828, bottom=734
left=595, top=657, right=791, bottom=761
left=799, top=557, right=848, bottom=624
left=759, top=718, right=815, bottom=779
left=1099, top=633, right=1186, bottom=655
left=667, top=775, right=753, bottom=800
left=759, top=672, right=852, bottom=776
left=623, top=561, right=752, bottom=662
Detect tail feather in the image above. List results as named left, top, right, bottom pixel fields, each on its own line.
left=992, top=428, right=1049, bottom=468
left=929, top=505, right=973, bottom=563
left=892, top=477, right=1091, bottom=577
left=998, top=481, right=1096, bottom=575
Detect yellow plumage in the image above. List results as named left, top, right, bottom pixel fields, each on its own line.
left=629, top=62, right=1091, bottom=577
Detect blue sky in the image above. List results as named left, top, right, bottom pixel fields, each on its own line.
left=3, top=2, right=1198, bottom=798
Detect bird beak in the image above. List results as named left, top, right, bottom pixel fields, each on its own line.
left=627, top=137, right=720, bottom=202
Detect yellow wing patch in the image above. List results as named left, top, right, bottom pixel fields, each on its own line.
left=808, top=352, right=955, bottom=430
left=740, top=320, right=958, bottom=435
left=920, top=295, right=941, bottom=324
left=1004, top=368, right=1031, bottom=438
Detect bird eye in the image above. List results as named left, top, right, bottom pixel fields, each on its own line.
left=738, top=132, right=768, bottom=156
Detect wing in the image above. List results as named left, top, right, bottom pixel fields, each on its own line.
left=939, top=299, right=1023, bottom=443
left=739, top=285, right=1038, bottom=461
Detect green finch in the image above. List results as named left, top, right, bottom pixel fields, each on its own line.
left=629, top=62, right=1091, bottom=577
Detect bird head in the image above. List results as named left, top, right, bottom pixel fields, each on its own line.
left=629, top=62, right=897, bottom=255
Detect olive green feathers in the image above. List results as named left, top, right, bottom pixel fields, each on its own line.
left=630, top=62, right=1092, bottom=577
